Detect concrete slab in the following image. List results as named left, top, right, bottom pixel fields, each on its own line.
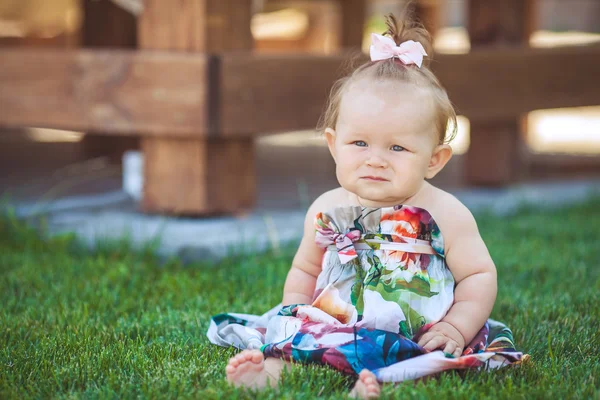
left=2, top=128, right=599, bottom=261
left=7, top=178, right=599, bottom=263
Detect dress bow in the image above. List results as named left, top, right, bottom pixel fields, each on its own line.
left=315, top=214, right=361, bottom=264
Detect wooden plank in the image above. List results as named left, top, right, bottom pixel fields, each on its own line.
left=83, top=0, right=137, bottom=48
left=414, top=0, right=442, bottom=38
left=0, top=49, right=209, bottom=136
left=527, top=153, right=600, bottom=179
left=206, top=0, right=254, bottom=52
left=431, top=45, right=600, bottom=121
left=219, top=45, right=600, bottom=134
left=138, top=0, right=206, bottom=51
left=465, top=0, right=536, bottom=186
left=82, top=0, right=139, bottom=162
left=1, top=45, right=599, bottom=136
left=339, top=0, right=367, bottom=49
left=468, top=0, right=536, bottom=47
left=205, top=138, right=255, bottom=211
left=141, top=138, right=206, bottom=214
left=460, top=121, right=527, bottom=185
left=139, top=0, right=255, bottom=215
left=142, top=137, right=255, bottom=213
left=219, top=53, right=345, bottom=136
left=137, top=0, right=253, bottom=52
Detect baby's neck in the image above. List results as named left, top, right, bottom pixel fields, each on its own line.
left=352, top=182, right=429, bottom=208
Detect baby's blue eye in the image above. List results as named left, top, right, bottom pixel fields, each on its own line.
left=353, top=141, right=367, bottom=147
left=391, top=145, right=405, bottom=152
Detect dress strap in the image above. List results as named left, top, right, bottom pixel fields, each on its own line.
left=327, top=238, right=436, bottom=255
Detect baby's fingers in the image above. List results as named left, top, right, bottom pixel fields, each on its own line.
left=442, top=342, right=456, bottom=356
left=453, top=347, right=463, bottom=358
left=416, top=331, right=439, bottom=347
left=442, top=342, right=463, bottom=358
left=421, top=336, right=448, bottom=352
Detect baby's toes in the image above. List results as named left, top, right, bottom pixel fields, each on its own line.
left=248, top=350, right=264, bottom=364
left=225, top=363, right=236, bottom=374
left=359, top=369, right=376, bottom=382
left=364, top=372, right=380, bottom=396
left=237, top=350, right=255, bottom=363
left=228, top=351, right=249, bottom=367
left=226, top=355, right=241, bottom=374
left=367, top=380, right=380, bottom=392
left=227, top=357, right=241, bottom=368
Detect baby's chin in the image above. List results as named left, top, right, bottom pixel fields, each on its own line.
left=351, top=190, right=411, bottom=208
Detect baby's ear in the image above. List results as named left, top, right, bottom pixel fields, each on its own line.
left=324, top=128, right=337, bottom=162
left=426, top=144, right=452, bottom=179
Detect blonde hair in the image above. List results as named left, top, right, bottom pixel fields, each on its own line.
left=317, top=11, right=457, bottom=144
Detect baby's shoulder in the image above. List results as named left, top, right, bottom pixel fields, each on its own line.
left=419, top=185, right=479, bottom=240
left=306, top=187, right=353, bottom=218
left=301, top=187, right=353, bottom=238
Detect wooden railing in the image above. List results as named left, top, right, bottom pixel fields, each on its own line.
left=2, top=46, right=599, bottom=136
left=0, top=0, right=599, bottom=214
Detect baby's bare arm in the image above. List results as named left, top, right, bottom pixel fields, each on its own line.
left=441, top=204, right=497, bottom=345
left=282, top=197, right=328, bottom=306
left=282, top=237, right=323, bottom=305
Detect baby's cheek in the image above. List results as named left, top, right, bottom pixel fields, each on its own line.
left=334, top=164, right=350, bottom=186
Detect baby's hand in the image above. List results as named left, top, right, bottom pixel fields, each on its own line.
left=417, top=321, right=465, bottom=358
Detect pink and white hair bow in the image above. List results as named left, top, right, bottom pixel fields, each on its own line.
left=369, top=33, right=428, bottom=68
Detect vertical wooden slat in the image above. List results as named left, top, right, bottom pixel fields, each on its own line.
left=82, top=0, right=139, bottom=163
left=468, top=0, right=536, bottom=47
left=465, top=0, right=537, bottom=185
left=139, top=0, right=255, bottom=214
left=414, top=0, right=442, bottom=39
left=141, top=138, right=206, bottom=210
left=340, top=0, right=367, bottom=49
left=83, top=0, right=137, bottom=48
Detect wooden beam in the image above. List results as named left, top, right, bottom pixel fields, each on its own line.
left=1, top=45, right=599, bottom=136
left=219, top=45, right=600, bottom=134
left=137, top=0, right=253, bottom=52
left=139, top=0, right=255, bottom=215
left=414, top=0, right=442, bottom=38
left=82, top=0, right=139, bottom=163
left=527, top=153, right=600, bottom=179
left=339, top=0, right=367, bottom=49
left=432, top=45, right=600, bottom=121
left=218, top=53, right=344, bottom=136
left=83, top=0, right=137, bottom=47
left=0, top=49, right=209, bottom=136
left=465, top=0, right=537, bottom=186
left=468, top=0, right=537, bottom=47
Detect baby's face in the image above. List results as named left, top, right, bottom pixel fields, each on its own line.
left=328, top=79, right=439, bottom=206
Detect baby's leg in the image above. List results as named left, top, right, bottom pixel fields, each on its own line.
left=226, top=350, right=291, bottom=390
left=350, top=369, right=381, bottom=399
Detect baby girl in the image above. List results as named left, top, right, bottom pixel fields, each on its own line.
left=208, top=12, right=524, bottom=398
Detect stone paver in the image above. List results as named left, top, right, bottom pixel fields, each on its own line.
left=10, top=178, right=598, bottom=262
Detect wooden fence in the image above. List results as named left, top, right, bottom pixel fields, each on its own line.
left=1, top=0, right=599, bottom=214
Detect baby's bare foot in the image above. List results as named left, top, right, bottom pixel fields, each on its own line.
left=225, top=350, right=278, bottom=390
left=350, top=369, right=381, bottom=399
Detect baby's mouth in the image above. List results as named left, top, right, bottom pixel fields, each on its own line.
left=361, top=176, right=388, bottom=182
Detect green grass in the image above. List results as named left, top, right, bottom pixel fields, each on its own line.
left=1, top=199, right=599, bottom=399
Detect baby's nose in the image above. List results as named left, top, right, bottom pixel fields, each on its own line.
left=366, top=152, right=388, bottom=167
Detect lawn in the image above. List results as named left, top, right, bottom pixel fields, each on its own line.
left=1, top=199, right=599, bottom=399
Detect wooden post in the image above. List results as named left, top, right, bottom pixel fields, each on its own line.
left=82, top=0, right=139, bottom=162
left=465, top=0, right=536, bottom=185
left=139, top=0, right=255, bottom=215
left=414, top=0, right=442, bottom=39
left=339, top=0, right=367, bottom=49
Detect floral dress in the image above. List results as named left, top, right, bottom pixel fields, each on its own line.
left=207, top=205, right=525, bottom=382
